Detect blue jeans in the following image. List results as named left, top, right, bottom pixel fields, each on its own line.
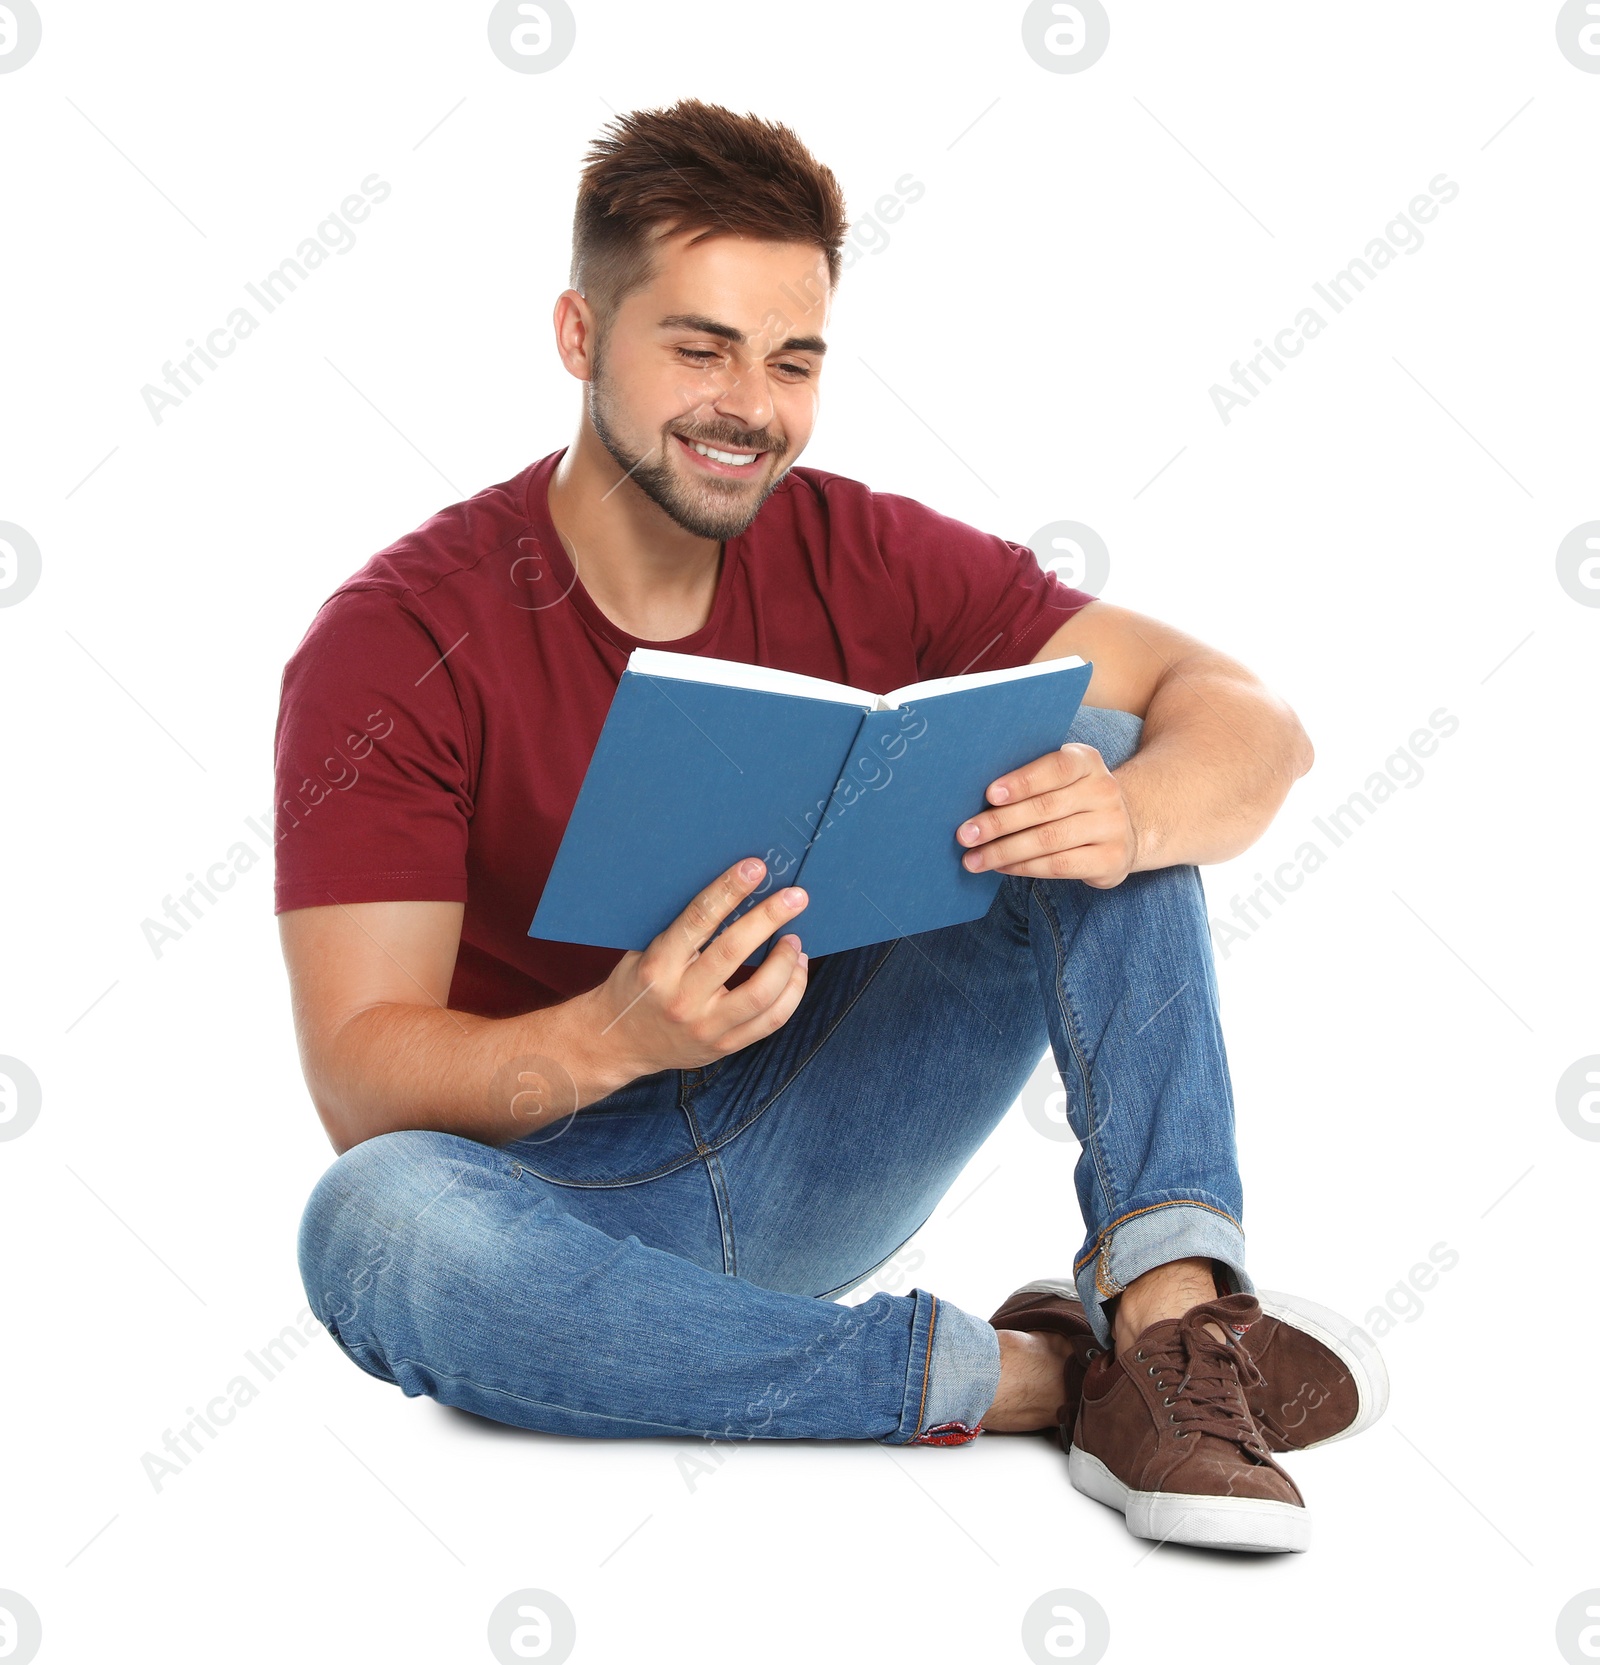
left=298, top=707, right=1251, bottom=1446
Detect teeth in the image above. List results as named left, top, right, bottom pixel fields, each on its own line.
left=690, top=440, right=759, bottom=466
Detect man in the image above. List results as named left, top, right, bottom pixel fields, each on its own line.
left=279, top=99, right=1385, bottom=1555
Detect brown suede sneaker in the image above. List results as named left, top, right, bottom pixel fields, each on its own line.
left=1070, top=1293, right=1310, bottom=1553
left=991, top=1280, right=1387, bottom=1454
left=1243, top=1290, right=1389, bottom=1451
left=988, top=1281, right=1098, bottom=1449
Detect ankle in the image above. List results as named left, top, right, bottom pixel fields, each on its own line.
left=984, top=1327, right=1070, bottom=1433
left=1111, top=1257, right=1222, bottom=1354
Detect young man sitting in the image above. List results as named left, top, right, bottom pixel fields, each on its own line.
left=278, top=99, right=1385, bottom=1555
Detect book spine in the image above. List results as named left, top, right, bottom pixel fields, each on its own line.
left=785, top=708, right=873, bottom=892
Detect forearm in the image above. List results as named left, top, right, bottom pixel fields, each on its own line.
left=1113, top=658, right=1313, bottom=870
left=306, top=986, right=638, bottom=1154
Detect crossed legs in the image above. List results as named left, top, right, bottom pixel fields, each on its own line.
left=300, top=707, right=1254, bottom=1445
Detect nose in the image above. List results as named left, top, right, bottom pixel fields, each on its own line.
left=701, top=359, right=776, bottom=438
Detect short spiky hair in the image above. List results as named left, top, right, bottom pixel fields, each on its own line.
left=570, top=100, right=848, bottom=328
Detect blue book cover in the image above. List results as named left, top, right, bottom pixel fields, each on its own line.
left=528, top=648, right=1093, bottom=962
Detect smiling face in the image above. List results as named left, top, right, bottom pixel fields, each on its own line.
left=582, top=231, right=832, bottom=540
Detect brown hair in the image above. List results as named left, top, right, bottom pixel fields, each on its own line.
left=571, top=99, right=848, bottom=331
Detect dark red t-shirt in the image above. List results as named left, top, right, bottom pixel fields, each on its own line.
left=273, top=448, right=1094, bottom=1017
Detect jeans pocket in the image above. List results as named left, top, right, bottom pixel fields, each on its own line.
left=506, top=1073, right=700, bottom=1187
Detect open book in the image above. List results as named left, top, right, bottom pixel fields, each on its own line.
left=528, top=647, right=1092, bottom=961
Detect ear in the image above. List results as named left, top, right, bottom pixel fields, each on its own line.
left=553, top=289, right=599, bottom=383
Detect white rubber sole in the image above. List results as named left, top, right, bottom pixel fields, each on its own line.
left=1253, top=1288, right=1390, bottom=1448
left=1068, top=1447, right=1311, bottom=1553
left=1013, top=1278, right=1080, bottom=1302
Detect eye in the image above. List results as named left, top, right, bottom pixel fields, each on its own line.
left=677, top=347, right=720, bottom=365
left=775, top=361, right=813, bottom=379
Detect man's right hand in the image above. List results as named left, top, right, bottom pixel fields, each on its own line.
left=588, top=856, right=810, bottom=1080
left=278, top=860, right=809, bottom=1155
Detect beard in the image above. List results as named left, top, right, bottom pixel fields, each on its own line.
left=586, top=353, right=790, bottom=541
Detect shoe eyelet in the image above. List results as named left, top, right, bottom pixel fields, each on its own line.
left=1162, top=1396, right=1173, bottom=1406
left=1147, top=1364, right=1157, bottom=1376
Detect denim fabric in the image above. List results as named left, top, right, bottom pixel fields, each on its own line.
left=298, top=706, right=1250, bottom=1444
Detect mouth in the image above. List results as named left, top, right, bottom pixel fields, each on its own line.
left=672, top=432, right=770, bottom=479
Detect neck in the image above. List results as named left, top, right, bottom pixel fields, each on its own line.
left=548, top=421, right=723, bottom=643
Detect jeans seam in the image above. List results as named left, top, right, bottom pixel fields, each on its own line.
left=382, top=1360, right=762, bottom=1438
left=912, top=1294, right=937, bottom=1437
left=1071, top=1197, right=1245, bottom=1276
left=1029, top=879, right=1121, bottom=1222
left=812, top=1211, right=932, bottom=1301
left=700, top=937, right=904, bottom=1155
left=705, top=1149, right=737, bottom=1276
left=510, top=1149, right=705, bottom=1189
left=677, top=1088, right=738, bottom=1275
left=509, top=1086, right=706, bottom=1189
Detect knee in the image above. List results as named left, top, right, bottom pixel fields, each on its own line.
left=1069, top=705, right=1142, bottom=772
left=297, top=1130, right=478, bottom=1332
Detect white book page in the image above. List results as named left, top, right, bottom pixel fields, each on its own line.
left=879, top=654, right=1086, bottom=708
left=626, top=647, right=878, bottom=708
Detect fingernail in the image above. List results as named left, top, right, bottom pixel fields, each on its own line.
left=796, top=951, right=809, bottom=968
left=783, top=887, right=806, bottom=909
left=989, top=784, right=1010, bottom=803
left=739, top=858, right=763, bottom=881
left=958, top=822, right=980, bottom=844
left=963, top=853, right=982, bottom=870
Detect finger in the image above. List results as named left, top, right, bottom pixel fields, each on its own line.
left=682, top=882, right=808, bottom=1002
left=658, top=858, right=771, bottom=967
left=714, top=931, right=807, bottom=1031
left=983, top=742, right=1100, bottom=810
left=962, top=808, right=1120, bottom=873
left=956, top=779, right=1102, bottom=854
left=990, top=844, right=1123, bottom=883
left=717, top=947, right=810, bottom=1052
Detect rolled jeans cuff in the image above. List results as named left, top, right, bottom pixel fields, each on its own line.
left=1073, top=1200, right=1253, bottom=1348
left=887, top=1288, right=1000, bottom=1445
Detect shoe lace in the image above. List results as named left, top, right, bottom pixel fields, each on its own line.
left=1135, top=1307, right=1269, bottom=1452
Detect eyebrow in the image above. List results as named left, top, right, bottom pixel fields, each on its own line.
left=657, top=313, right=828, bottom=356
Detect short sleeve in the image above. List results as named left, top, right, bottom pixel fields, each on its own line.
left=870, top=490, right=1095, bottom=680
left=273, top=587, right=474, bottom=913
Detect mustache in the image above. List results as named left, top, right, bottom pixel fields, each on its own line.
left=671, top=424, right=786, bottom=457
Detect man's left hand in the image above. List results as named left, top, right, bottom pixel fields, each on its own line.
left=955, top=743, right=1139, bottom=889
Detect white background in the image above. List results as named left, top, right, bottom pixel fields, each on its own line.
left=3, top=2, right=1597, bottom=1661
